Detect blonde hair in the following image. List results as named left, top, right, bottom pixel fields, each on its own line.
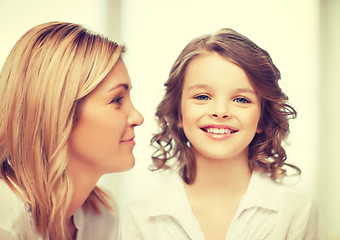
left=0, top=22, right=124, bottom=239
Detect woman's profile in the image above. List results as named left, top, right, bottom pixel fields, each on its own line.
left=0, top=21, right=143, bottom=240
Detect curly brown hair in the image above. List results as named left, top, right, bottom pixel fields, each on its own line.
left=151, top=28, right=300, bottom=184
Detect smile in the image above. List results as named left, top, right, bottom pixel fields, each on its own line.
left=200, top=127, right=238, bottom=140
left=202, top=127, right=238, bottom=134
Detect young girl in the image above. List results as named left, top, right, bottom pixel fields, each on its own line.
left=0, top=22, right=143, bottom=239
left=120, top=28, right=326, bottom=239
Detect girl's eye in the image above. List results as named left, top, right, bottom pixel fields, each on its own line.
left=194, top=94, right=211, bottom=101
left=234, top=97, right=251, bottom=104
left=110, top=96, right=124, bottom=105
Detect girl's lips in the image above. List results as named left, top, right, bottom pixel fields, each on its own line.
left=200, top=124, right=238, bottom=133
left=200, top=125, right=238, bottom=140
left=201, top=128, right=237, bottom=140
left=202, top=127, right=238, bottom=134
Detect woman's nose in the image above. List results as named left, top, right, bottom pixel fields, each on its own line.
left=129, top=105, right=144, bottom=127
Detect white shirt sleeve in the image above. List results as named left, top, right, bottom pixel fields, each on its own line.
left=301, top=199, right=328, bottom=240
left=277, top=187, right=328, bottom=240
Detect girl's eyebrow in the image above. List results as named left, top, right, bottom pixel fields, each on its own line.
left=107, top=83, right=129, bottom=92
left=187, top=84, right=256, bottom=95
left=234, top=88, right=257, bottom=95
left=187, top=84, right=212, bottom=91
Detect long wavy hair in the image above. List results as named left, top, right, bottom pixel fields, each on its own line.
left=151, top=28, right=300, bottom=184
left=0, top=22, right=124, bottom=239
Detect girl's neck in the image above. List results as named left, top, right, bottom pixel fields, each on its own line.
left=186, top=150, right=252, bottom=196
left=183, top=150, right=252, bottom=240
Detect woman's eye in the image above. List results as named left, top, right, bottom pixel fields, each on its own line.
left=110, top=96, right=124, bottom=105
left=234, top=97, right=251, bottom=103
left=194, top=94, right=211, bottom=101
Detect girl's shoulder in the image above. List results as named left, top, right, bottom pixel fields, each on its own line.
left=269, top=179, right=327, bottom=238
left=253, top=171, right=315, bottom=200
left=249, top=172, right=327, bottom=238
left=248, top=171, right=322, bottom=221
left=272, top=175, right=317, bottom=208
left=273, top=178, right=321, bottom=220
left=75, top=190, right=119, bottom=240
left=122, top=170, right=184, bottom=217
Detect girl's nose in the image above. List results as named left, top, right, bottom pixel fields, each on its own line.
left=212, top=113, right=229, bottom=119
left=211, top=100, right=230, bottom=119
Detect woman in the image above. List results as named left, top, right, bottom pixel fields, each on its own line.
left=0, top=21, right=143, bottom=240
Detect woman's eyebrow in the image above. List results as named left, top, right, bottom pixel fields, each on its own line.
left=107, top=83, right=129, bottom=92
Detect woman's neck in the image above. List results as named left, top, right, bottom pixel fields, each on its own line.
left=66, top=160, right=102, bottom=220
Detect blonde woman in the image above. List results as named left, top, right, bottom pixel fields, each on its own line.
left=0, top=22, right=143, bottom=240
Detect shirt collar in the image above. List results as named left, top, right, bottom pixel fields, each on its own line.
left=147, top=171, right=204, bottom=238
left=237, top=170, right=280, bottom=212
left=147, top=170, right=280, bottom=218
left=148, top=170, right=192, bottom=218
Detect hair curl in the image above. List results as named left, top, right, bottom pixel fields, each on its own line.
left=151, top=28, right=300, bottom=184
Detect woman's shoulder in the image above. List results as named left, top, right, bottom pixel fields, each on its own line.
left=0, top=180, right=38, bottom=239
left=0, top=180, right=27, bottom=225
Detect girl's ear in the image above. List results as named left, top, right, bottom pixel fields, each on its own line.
left=256, top=127, right=262, bottom=134
left=256, top=112, right=263, bottom=133
left=256, top=121, right=262, bottom=133
left=178, top=120, right=183, bottom=128
left=177, top=114, right=183, bottom=128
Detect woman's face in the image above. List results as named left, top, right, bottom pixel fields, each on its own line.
left=67, top=60, right=143, bottom=175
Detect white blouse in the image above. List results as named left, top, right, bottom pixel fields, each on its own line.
left=120, top=171, right=327, bottom=240
left=0, top=180, right=118, bottom=240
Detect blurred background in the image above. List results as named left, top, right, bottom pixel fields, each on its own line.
left=0, top=0, right=339, bottom=238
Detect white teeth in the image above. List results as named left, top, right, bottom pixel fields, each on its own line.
left=206, top=128, right=231, bottom=134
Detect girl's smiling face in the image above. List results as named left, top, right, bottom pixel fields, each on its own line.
left=180, top=52, right=262, bottom=163
left=67, top=60, right=144, bottom=174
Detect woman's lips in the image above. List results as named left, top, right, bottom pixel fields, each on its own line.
left=121, top=137, right=136, bottom=145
